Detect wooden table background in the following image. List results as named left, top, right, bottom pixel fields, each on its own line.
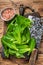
left=0, top=0, right=43, bottom=65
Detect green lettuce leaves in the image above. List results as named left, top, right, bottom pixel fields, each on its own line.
left=1, top=15, right=36, bottom=58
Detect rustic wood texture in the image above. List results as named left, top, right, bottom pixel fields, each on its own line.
left=0, top=0, right=43, bottom=65
left=0, top=16, right=38, bottom=65
left=0, top=49, right=37, bottom=65
left=0, top=0, right=43, bottom=16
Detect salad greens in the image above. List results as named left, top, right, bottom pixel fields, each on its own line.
left=1, top=15, right=36, bottom=58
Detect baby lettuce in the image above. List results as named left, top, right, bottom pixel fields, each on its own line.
left=1, top=15, right=36, bottom=58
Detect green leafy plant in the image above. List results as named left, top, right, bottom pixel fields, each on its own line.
left=1, top=15, right=36, bottom=58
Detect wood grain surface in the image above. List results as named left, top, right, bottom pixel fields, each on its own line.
left=0, top=0, right=43, bottom=65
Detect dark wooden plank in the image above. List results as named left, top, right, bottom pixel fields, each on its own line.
left=29, top=49, right=38, bottom=65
